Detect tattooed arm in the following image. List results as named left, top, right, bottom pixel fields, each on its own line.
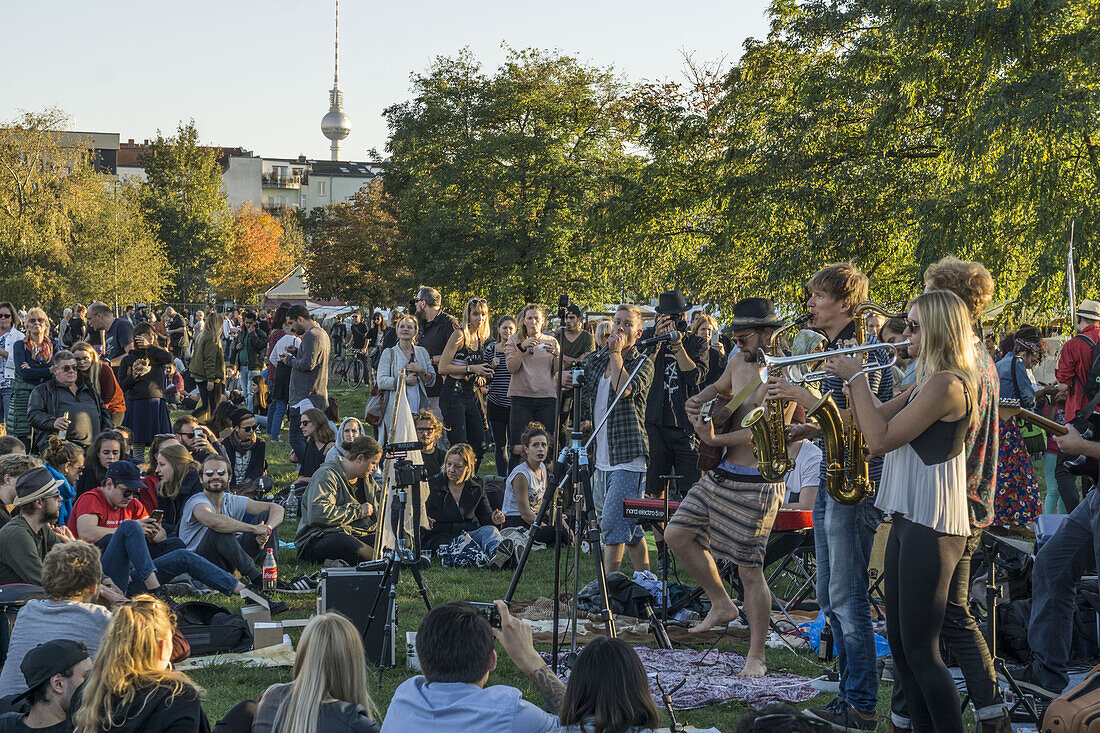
left=493, top=600, right=566, bottom=714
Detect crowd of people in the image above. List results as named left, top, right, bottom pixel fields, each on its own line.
left=2, top=260, right=1100, bottom=731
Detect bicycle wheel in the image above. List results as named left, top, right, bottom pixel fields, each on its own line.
left=329, top=354, right=343, bottom=381
left=348, top=357, right=365, bottom=388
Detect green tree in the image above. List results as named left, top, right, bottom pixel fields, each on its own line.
left=383, top=47, right=635, bottom=313
left=302, top=180, right=411, bottom=307
left=139, top=120, right=232, bottom=301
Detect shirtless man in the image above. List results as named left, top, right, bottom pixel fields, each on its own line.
left=666, top=297, right=788, bottom=678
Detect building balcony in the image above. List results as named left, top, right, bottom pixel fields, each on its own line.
left=263, top=173, right=301, bottom=189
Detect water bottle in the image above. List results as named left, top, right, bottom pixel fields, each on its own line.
left=262, top=548, right=277, bottom=593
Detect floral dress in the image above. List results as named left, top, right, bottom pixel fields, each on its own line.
left=993, top=417, right=1040, bottom=526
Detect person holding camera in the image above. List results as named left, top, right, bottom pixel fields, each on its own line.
left=232, top=311, right=267, bottom=412
left=438, top=299, right=492, bottom=465
left=172, top=415, right=228, bottom=464
left=118, top=323, right=174, bottom=463
left=505, top=304, right=559, bottom=471
left=376, top=315, right=435, bottom=445
left=381, top=600, right=562, bottom=732
left=294, top=436, right=382, bottom=566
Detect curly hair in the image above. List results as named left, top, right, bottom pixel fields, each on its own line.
left=42, top=541, right=101, bottom=600
left=923, top=255, right=995, bottom=325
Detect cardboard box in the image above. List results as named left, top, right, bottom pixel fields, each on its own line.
left=253, top=622, right=284, bottom=650
left=241, top=605, right=271, bottom=636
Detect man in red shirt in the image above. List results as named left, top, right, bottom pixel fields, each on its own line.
left=1053, top=299, right=1100, bottom=511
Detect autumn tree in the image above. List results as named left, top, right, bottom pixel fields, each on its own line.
left=303, top=180, right=411, bottom=307
left=208, top=203, right=295, bottom=304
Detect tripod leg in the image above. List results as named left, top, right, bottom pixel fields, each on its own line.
left=551, top=494, right=564, bottom=674
left=374, top=558, right=400, bottom=685
left=579, top=463, right=616, bottom=638
left=406, top=561, right=432, bottom=612
left=505, top=458, right=571, bottom=604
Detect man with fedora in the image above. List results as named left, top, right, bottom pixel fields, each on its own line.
left=0, top=639, right=91, bottom=730
left=0, top=467, right=74, bottom=586
left=671, top=296, right=789, bottom=678
left=639, top=290, right=709, bottom=569
left=1052, top=298, right=1100, bottom=512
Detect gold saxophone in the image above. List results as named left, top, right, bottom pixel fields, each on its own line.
left=826, top=300, right=907, bottom=504
left=742, top=313, right=813, bottom=481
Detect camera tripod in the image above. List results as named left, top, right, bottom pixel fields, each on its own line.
left=505, top=348, right=652, bottom=672
left=363, top=486, right=432, bottom=685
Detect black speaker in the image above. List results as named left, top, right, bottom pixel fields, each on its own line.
left=319, top=566, right=395, bottom=666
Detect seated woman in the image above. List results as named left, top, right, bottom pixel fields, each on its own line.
left=502, top=422, right=569, bottom=545
left=556, top=636, right=660, bottom=733
left=327, top=417, right=364, bottom=463
left=422, top=444, right=508, bottom=561
left=781, top=438, right=822, bottom=511
left=294, top=437, right=382, bottom=566
left=413, top=409, right=445, bottom=478
left=252, top=612, right=380, bottom=733
left=154, top=444, right=204, bottom=537
left=74, top=430, right=125, bottom=497
left=72, top=595, right=210, bottom=733
left=139, top=434, right=181, bottom=515
left=294, top=408, right=335, bottom=487
left=42, top=436, right=83, bottom=526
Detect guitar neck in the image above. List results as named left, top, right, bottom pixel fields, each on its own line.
left=1002, top=405, right=1067, bottom=436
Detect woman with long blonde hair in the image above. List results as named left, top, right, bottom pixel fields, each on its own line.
left=154, top=443, right=202, bottom=536
left=253, top=612, right=379, bottom=733
left=826, top=289, right=978, bottom=733
left=73, top=596, right=208, bottom=733
left=71, top=341, right=126, bottom=425
left=6, top=307, right=53, bottom=444
left=438, top=298, right=493, bottom=464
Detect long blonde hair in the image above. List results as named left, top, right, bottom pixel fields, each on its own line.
left=74, top=596, right=199, bottom=733
left=460, top=298, right=490, bottom=346
left=914, top=290, right=979, bottom=424
left=156, top=444, right=199, bottom=500
left=273, top=613, right=377, bottom=733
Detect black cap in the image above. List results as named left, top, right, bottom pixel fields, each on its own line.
left=105, top=460, right=144, bottom=490
left=13, top=640, right=89, bottom=704
left=727, top=298, right=785, bottom=329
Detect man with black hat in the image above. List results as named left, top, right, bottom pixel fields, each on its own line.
left=639, top=290, right=709, bottom=568
left=671, top=296, right=789, bottom=679
left=0, top=467, right=73, bottom=586
left=0, top=640, right=90, bottom=731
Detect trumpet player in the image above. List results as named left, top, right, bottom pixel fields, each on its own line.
left=766, top=263, right=893, bottom=730
left=673, top=298, right=789, bottom=678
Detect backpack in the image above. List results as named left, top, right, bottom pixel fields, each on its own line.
left=175, top=601, right=253, bottom=655
left=1073, top=334, right=1100, bottom=408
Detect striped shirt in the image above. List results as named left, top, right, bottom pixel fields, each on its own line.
left=484, top=342, right=511, bottom=407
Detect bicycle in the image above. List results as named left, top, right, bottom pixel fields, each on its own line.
left=329, top=352, right=352, bottom=385
left=347, top=350, right=369, bottom=388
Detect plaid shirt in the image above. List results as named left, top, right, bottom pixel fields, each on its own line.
left=580, top=347, right=654, bottom=466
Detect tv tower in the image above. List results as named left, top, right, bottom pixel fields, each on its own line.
left=320, top=0, right=351, bottom=161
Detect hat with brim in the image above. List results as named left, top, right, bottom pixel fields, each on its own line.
left=1079, top=299, right=1100, bottom=322
left=655, top=290, right=692, bottom=316
left=727, top=297, right=786, bottom=329
left=12, top=467, right=63, bottom=507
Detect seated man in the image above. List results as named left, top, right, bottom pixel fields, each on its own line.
left=68, top=460, right=286, bottom=613
left=294, top=436, right=380, bottom=566
left=381, top=601, right=562, bottom=732
left=0, top=437, right=26, bottom=457
left=0, top=467, right=75, bottom=586
left=172, top=415, right=227, bottom=463
left=180, top=455, right=284, bottom=590
left=0, top=542, right=113, bottom=698
left=221, top=409, right=268, bottom=492
left=0, top=639, right=91, bottom=730
left=1020, top=424, right=1100, bottom=696
left=0, top=454, right=41, bottom=528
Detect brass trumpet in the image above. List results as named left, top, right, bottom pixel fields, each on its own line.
left=756, top=340, right=911, bottom=385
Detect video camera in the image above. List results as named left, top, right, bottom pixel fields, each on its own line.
left=383, top=441, right=427, bottom=487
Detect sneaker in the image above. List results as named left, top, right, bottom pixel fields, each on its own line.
left=285, top=574, right=320, bottom=594
left=489, top=539, right=516, bottom=570
left=241, top=586, right=289, bottom=616
left=806, top=699, right=877, bottom=732
left=1008, top=664, right=1061, bottom=699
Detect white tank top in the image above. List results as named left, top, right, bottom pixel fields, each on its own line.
left=503, top=462, right=547, bottom=518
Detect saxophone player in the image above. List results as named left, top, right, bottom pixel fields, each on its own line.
left=766, top=263, right=893, bottom=730
left=672, top=298, right=789, bottom=678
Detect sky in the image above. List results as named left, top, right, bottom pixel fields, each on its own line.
left=2, top=0, right=772, bottom=161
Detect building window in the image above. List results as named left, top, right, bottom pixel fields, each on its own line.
left=317, top=181, right=327, bottom=196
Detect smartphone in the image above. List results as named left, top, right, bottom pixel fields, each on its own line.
left=468, top=601, right=502, bottom=628
left=150, top=509, right=164, bottom=522
left=193, top=428, right=205, bottom=441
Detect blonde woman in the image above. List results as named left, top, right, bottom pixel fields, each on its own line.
left=825, top=290, right=978, bottom=733
left=73, top=596, right=208, bottom=733
left=190, top=311, right=225, bottom=422
left=375, top=314, right=435, bottom=445
left=154, top=443, right=203, bottom=536
left=504, top=304, right=559, bottom=470
left=252, top=612, right=379, bottom=733
left=690, top=313, right=725, bottom=389
left=438, top=298, right=492, bottom=462
left=6, top=308, right=53, bottom=444
left=594, top=319, right=612, bottom=349
left=71, top=342, right=126, bottom=426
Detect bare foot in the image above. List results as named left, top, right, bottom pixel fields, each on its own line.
left=689, top=601, right=740, bottom=634
left=739, top=656, right=767, bottom=678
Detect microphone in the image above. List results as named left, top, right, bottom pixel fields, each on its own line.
left=636, top=333, right=676, bottom=350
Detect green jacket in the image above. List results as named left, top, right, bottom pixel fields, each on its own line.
left=0, top=515, right=62, bottom=586
left=190, top=330, right=225, bottom=382
left=294, top=460, right=375, bottom=551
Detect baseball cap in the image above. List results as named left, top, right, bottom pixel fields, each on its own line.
left=105, top=460, right=144, bottom=490
left=13, top=639, right=89, bottom=704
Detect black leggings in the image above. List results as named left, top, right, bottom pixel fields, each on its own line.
left=884, top=515, right=967, bottom=733
left=487, top=399, right=511, bottom=477
left=299, top=531, right=374, bottom=565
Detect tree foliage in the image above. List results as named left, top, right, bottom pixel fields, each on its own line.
left=209, top=203, right=295, bottom=304
left=139, top=120, right=232, bottom=302
left=302, top=180, right=411, bottom=307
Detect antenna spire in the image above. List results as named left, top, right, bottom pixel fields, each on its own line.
left=334, top=0, right=339, bottom=86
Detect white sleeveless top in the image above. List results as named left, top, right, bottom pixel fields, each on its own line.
left=503, top=462, right=547, bottom=518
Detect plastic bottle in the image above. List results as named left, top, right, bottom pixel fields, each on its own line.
left=262, top=548, right=277, bottom=592
left=59, top=411, right=69, bottom=441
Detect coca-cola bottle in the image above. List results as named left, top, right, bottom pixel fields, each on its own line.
left=262, top=548, right=278, bottom=593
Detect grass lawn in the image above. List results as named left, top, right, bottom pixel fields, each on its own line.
left=183, top=384, right=905, bottom=730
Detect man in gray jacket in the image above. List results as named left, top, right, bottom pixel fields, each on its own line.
left=27, top=351, right=111, bottom=453
left=285, top=304, right=330, bottom=459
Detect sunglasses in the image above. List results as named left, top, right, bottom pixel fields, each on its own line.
left=55, top=365, right=76, bottom=372
left=300, top=419, right=311, bottom=426
left=905, top=320, right=921, bottom=332
left=122, top=489, right=139, bottom=498
left=204, top=468, right=228, bottom=477
left=237, top=425, right=257, bottom=432
left=0, top=313, right=11, bottom=319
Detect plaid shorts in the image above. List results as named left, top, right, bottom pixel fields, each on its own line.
left=668, top=468, right=783, bottom=567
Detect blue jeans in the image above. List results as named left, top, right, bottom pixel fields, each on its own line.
left=596, top=469, right=646, bottom=547
left=813, top=485, right=882, bottom=714
left=288, top=407, right=305, bottom=458
left=268, top=399, right=287, bottom=441
left=1029, top=488, right=1100, bottom=693
left=241, top=368, right=254, bottom=411
left=0, top=386, right=10, bottom=426
left=468, top=525, right=503, bottom=555
left=98, top=521, right=157, bottom=591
